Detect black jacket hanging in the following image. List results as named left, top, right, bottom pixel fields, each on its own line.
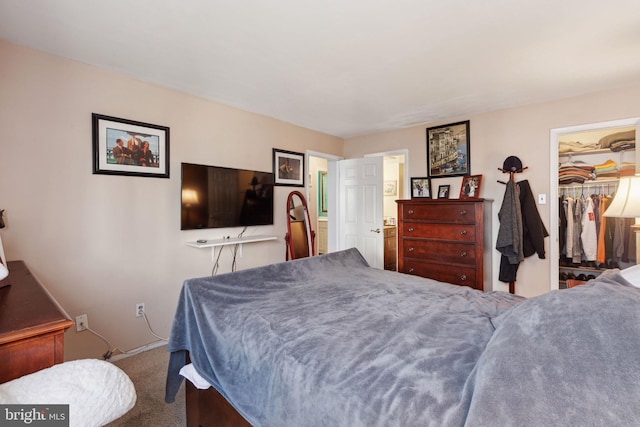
left=497, top=179, right=549, bottom=283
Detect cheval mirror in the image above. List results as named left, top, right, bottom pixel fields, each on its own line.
left=285, top=191, right=316, bottom=260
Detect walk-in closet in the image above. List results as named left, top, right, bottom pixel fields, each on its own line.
left=555, top=122, right=638, bottom=289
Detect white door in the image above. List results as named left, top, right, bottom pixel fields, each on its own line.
left=337, top=157, right=384, bottom=268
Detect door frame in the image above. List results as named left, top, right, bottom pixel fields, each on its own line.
left=364, top=149, right=411, bottom=199
left=306, top=150, right=343, bottom=254
left=308, top=148, right=410, bottom=255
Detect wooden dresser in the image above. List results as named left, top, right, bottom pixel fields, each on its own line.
left=0, top=261, right=74, bottom=383
left=396, top=199, right=492, bottom=290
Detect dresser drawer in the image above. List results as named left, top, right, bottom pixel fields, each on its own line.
left=403, top=261, right=477, bottom=288
left=401, top=203, right=477, bottom=224
left=402, top=239, right=476, bottom=266
left=401, top=223, right=476, bottom=241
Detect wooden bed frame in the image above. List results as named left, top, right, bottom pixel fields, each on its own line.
left=185, top=352, right=251, bottom=427
left=185, top=381, right=252, bottom=427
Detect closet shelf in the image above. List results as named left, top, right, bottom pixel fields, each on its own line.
left=559, top=147, right=634, bottom=158
left=559, top=265, right=606, bottom=273
left=559, top=178, right=621, bottom=186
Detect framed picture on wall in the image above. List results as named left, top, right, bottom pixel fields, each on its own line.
left=411, top=177, right=431, bottom=199
left=426, top=120, right=470, bottom=178
left=92, top=113, right=170, bottom=178
left=460, top=174, right=483, bottom=198
left=384, top=180, right=397, bottom=196
left=273, top=148, right=304, bottom=186
left=318, top=171, right=328, bottom=217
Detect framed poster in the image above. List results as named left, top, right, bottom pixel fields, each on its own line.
left=273, top=148, right=304, bottom=186
left=92, top=113, right=170, bottom=178
left=427, top=120, right=470, bottom=178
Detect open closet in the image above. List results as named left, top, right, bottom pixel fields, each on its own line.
left=555, top=122, right=637, bottom=289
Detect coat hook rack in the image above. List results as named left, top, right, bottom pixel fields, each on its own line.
left=497, top=155, right=528, bottom=184
left=496, top=156, right=528, bottom=294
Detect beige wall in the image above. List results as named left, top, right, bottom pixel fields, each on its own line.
left=345, top=82, right=640, bottom=297
left=0, top=40, right=342, bottom=360
left=3, top=38, right=640, bottom=359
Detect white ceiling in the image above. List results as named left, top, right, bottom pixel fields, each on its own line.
left=1, top=1, right=640, bottom=138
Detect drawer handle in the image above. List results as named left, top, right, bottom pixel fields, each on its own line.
left=460, top=230, right=467, bottom=236
left=408, top=247, right=415, bottom=252
left=460, top=251, right=467, bottom=257
left=408, top=227, right=414, bottom=232
left=460, top=275, right=467, bottom=281
left=408, top=267, right=415, bottom=273
left=459, top=210, right=467, bottom=215
left=408, top=209, right=414, bottom=215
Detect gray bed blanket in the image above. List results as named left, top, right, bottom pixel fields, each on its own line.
left=165, top=248, right=524, bottom=426
left=464, top=269, right=640, bottom=426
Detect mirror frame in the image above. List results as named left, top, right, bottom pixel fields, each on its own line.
left=285, top=190, right=316, bottom=260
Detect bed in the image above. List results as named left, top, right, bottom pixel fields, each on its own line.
left=165, top=248, right=640, bottom=426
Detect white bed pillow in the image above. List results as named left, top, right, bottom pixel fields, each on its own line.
left=620, top=264, right=640, bottom=288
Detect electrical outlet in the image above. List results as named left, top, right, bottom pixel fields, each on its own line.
left=75, top=314, right=88, bottom=332
left=136, top=303, right=145, bottom=318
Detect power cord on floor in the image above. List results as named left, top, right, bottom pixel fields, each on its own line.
left=80, top=308, right=168, bottom=361
left=140, top=309, right=168, bottom=341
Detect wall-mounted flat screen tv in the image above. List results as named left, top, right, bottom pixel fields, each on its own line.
left=181, top=162, right=274, bottom=230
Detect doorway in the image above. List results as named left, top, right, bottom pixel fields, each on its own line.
left=549, top=117, right=640, bottom=291
left=307, top=149, right=408, bottom=268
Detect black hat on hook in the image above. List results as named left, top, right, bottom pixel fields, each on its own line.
left=502, top=156, right=523, bottom=172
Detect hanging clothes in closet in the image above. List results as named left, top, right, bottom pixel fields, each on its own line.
left=559, top=189, right=636, bottom=268
left=496, top=157, right=549, bottom=286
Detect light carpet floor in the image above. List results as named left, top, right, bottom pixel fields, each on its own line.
left=106, top=344, right=186, bottom=426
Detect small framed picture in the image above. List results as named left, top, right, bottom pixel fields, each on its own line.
left=437, top=185, right=450, bottom=199
left=273, top=148, right=304, bottom=186
left=384, top=180, right=397, bottom=196
left=460, top=174, right=483, bottom=198
left=92, top=113, right=170, bottom=178
left=411, top=177, right=431, bottom=199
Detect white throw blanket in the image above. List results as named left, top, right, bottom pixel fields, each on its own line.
left=0, top=359, right=136, bottom=427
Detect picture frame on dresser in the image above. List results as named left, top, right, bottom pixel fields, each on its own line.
left=460, top=174, right=482, bottom=198
left=427, top=120, right=470, bottom=178
left=92, top=113, right=170, bottom=178
left=411, top=177, right=432, bottom=199
left=438, top=185, right=450, bottom=199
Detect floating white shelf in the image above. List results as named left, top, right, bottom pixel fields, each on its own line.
left=186, top=234, right=278, bottom=260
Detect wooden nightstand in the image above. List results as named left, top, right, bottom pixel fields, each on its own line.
left=0, top=261, right=74, bottom=383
